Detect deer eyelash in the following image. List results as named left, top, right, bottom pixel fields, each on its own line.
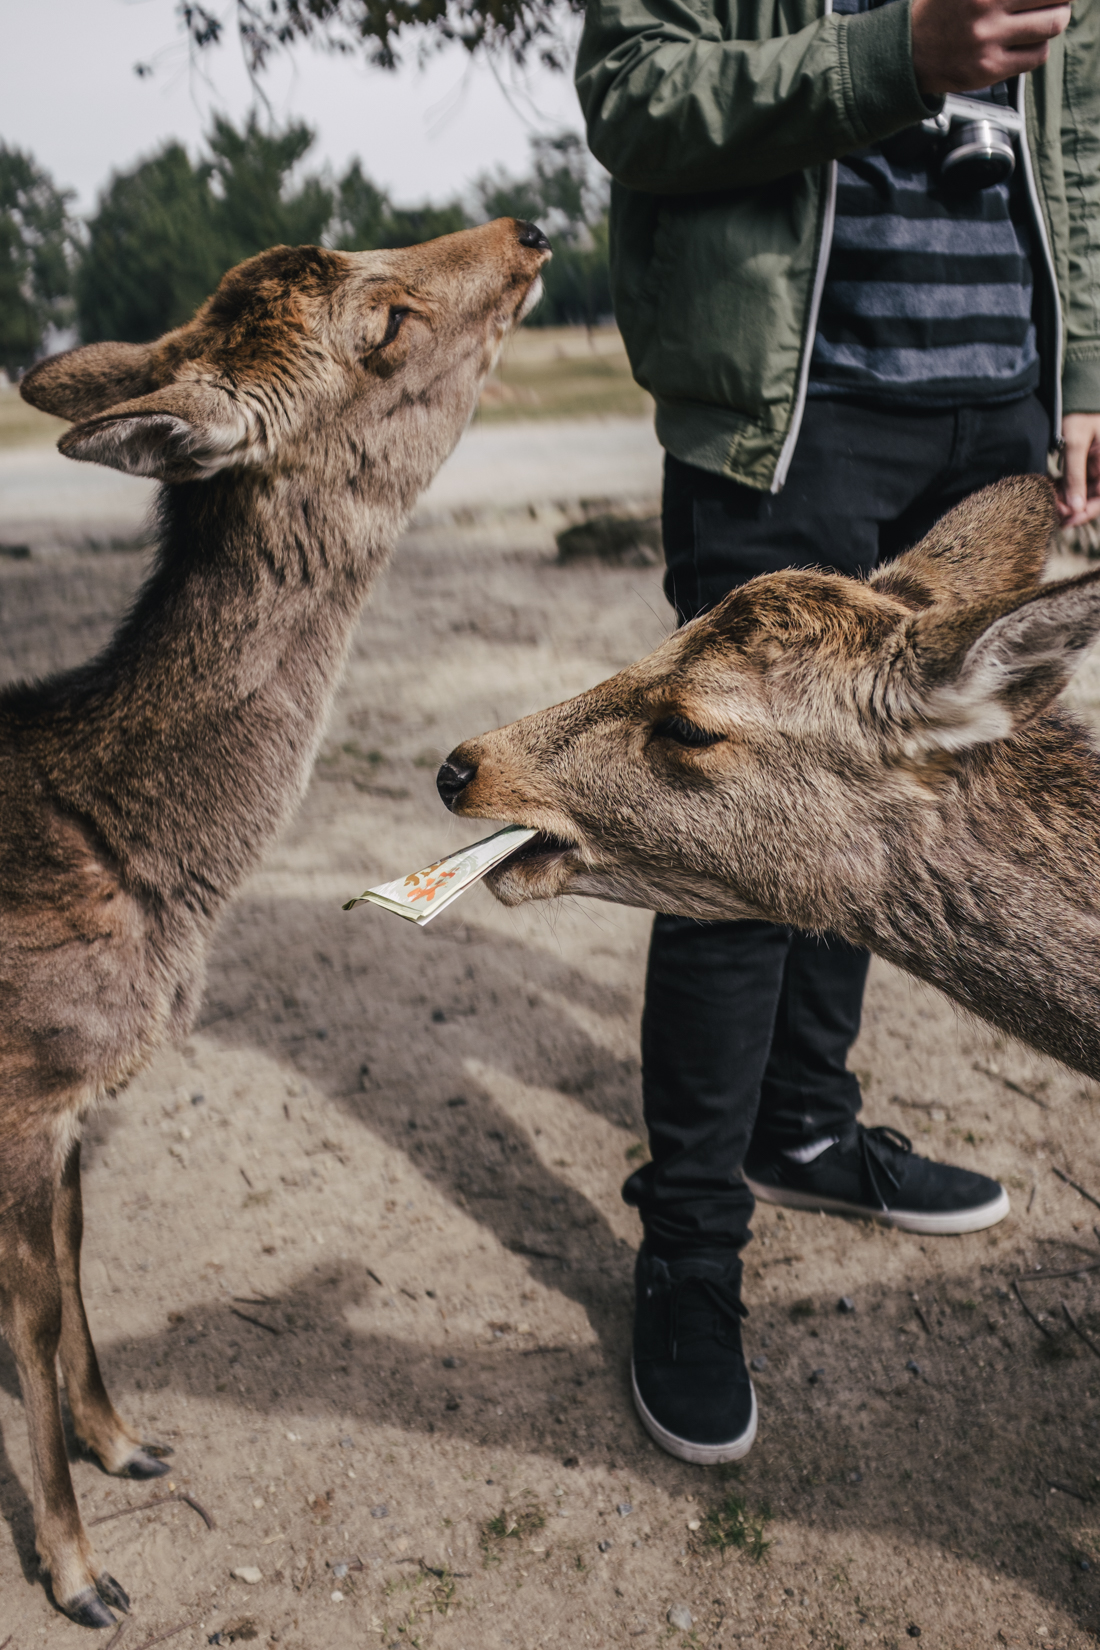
left=381, top=307, right=410, bottom=345
left=652, top=715, right=723, bottom=748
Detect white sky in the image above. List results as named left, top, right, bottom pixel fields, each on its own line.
left=0, top=0, right=584, bottom=217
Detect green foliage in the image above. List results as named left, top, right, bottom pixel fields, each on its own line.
left=700, top=1490, right=773, bottom=1561
left=76, top=114, right=334, bottom=344
left=474, top=132, right=611, bottom=326
left=180, top=0, right=584, bottom=75
left=330, top=159, right=470, bottom=251
left=0, top=145, right=79, bottom=376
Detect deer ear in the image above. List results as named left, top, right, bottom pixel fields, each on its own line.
left=20, top=342, right=161, bottom=423
left=896, top=567, right=1100, bottom=755
left=58, top=383, right=254, bottom=482
left=872, top=475, right=1057, bottom=612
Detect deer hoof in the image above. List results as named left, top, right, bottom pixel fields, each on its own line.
left=97, top=1572, right=131, bottom=1613
left=63, top=1586, right=116, bottom=1628
left=125, top=1448, right=172, bottom=1478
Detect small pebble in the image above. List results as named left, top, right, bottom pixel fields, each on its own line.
left=252, top=1496, right=265, bottom=1509
left=906, top=1358, right=922, bottom=1375
left=332, top=1563, right=349, bottom=1580
left=616, top=1502, right=633, bottom=1517
left=331, top=1589, right=344, bottom=1603
left=837, top=1296, right=855, bottom=1313
left=686, top=1519, right=700, bottom=1532
left=598, top=1540, right=612, bottom=1553
left=667, top=1604, right=693, bottom=1631
left=906, top=1627, right=921, bottom=1640
left=339, top=1437, right=354, bottom=1449
left=808, top=1367, right=825, bottom=1385
left=847, top=1470, right=863, bottom=1484
left=442, top=1356, right=458, bottom=1369
left=750, top=1355, right=768, bottom=1372
left=371, top=1504, right=389, bottom=1519
left=1081, top=1559, right=1092, bottom=1572
left=231, top=1566, right=262, bottom=1585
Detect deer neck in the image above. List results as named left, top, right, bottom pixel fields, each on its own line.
left=40, top=470, right=397, bottom=913
left=857, top=721, right=1100, bottom=1079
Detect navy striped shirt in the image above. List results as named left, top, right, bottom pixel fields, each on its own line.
left=807, top=0, right=1039, bottom=408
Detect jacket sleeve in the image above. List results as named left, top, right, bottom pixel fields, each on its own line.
left=1060, top=1, right=1100, bottom=414
left=576, top=0, right=937, bottom=195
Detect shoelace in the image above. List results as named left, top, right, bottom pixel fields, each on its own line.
left=667, top=1275, right=747, bottom=1363
left=857, top=1124, right=913, bottom=1211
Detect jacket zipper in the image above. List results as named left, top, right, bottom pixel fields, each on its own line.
left=1015, top=73, right=1063, bottom=437
left=772, top=0, right=836, bottom=493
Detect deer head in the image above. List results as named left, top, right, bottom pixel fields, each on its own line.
left=21, top=219, right=549, bottom=513
left=439, top=476, right=1100, bottom=931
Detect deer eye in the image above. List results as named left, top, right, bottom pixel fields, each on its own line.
left=652, top=715, right=723, bottom=749
left=381, top=306, right=409, bottom=345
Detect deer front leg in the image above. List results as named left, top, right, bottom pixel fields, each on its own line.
left=55, top=1138, right=171, bottom=1481
left=0, top=1141, right=124, bottom=1626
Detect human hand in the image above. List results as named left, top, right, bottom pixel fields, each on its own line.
left=910, top=0, right=1071, bottom=95
left=1057, top=413, right=1100, bottom=529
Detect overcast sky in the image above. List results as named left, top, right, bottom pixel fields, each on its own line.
left=1, top=0, right=584, bottom=216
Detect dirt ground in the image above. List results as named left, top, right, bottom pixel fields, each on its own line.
left=5, top=454, right=1100, bottom=1650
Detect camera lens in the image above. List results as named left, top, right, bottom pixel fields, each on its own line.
left=939, top=119, right=1016, bottom=193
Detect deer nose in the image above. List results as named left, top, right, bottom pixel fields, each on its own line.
left=516, top=220, right=551, bottom=254
left=437, top=755, right=478, bottom=812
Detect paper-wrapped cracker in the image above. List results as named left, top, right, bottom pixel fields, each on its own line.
left=342, top=824, right=538, bottom=926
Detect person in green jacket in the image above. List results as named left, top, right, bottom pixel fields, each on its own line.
left=576, top=0, right=1100, bottom=1465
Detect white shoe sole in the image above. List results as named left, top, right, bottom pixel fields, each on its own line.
left=631, top=1360, right=757, bottom=1466
left=743, top=1176, right=1010, bottom=1235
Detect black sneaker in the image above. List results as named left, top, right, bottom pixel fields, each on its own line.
left=743, top=1124, right=1009, bottom=1235
left=631, top=1245, right=757, bottom=1466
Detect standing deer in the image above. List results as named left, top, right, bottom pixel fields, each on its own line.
left=439, top=475, right=1100, bottom=1081
left=0, top=218, right=549, bottom=1627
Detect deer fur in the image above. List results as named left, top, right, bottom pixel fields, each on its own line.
left=442, top=475, right=1100, bottom=1080
left=0, top=218, right=548, bottom=1627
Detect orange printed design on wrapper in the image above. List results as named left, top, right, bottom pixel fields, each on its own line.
left=404, top=866, right=457, bottom=903
left=401, top=853, right=479, bottom=905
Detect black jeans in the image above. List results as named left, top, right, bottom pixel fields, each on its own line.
left=627, top=394, right=1052, bottom=1257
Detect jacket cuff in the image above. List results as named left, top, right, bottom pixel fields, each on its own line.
left=838, top=0, right=942, bottom=146
left=1062, top=352, right=1100, bottom=416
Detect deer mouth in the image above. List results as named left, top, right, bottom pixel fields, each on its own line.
left=485, top=831, right=577, bottom=903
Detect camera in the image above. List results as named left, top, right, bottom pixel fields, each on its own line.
left=919, top=94, right=1024, bottom=193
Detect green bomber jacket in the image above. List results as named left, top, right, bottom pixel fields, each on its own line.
left=575, top=0, right=1100, bottom=490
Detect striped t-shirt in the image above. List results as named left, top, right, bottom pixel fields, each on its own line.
left=807, top=0, right=1039, bottom=408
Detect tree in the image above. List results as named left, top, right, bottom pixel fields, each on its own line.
left=0, top=146, right=79, bottom=376
left=75, top=143, right=224, bottom=344
left=76, top=115, right=334, bottom=344
left=177, top=0, right=582, bottom=75
left=330, top=159, right=470, bottom=252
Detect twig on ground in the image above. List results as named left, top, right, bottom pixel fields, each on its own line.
left=103, top=1623, right=127, bottom=1650
left=1028, top=1183, right=1037, bottom=1213
left=1, top=1633, right=15, bottom=1650
left=1015, top=1262, right=1100, bottom=1282
left=913, top=1305, right=932, bottom=1336
left=240, top=1167, right=253, bottom=1189
left=233, top=1294, right=277, bottom=1306
left=973, top=1063, right=1048, bottom=1108
left=131, top=1619, right=201, bottom=1650
left=1062, top=1300, right=1100, bottom=1361
left=1047, top=1478, right=1093, bottom=1503
left=1013, top=1277, right=1055, bottom=1338
left=89, top=1490, right=216, bottom=1531
left=367, top=1269, right=384, bottom=1287
left=230, top=1306, right=280, bottom=1335
left=1053, top=1166, right=1100, bottom=1211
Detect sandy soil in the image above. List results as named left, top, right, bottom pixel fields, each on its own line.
left=4, top=451, right=1100, bottom=1650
